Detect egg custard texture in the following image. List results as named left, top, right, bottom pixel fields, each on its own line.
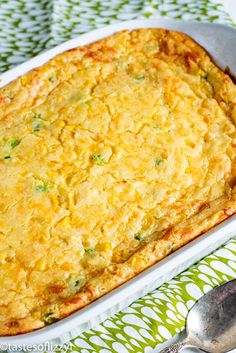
left=0, top=28, right=236, bottom=335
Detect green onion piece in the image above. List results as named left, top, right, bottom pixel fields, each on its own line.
left=8, top=139, right=21, bottom=149
left=145, top=45, right=157, bottom=52
left=32, top=113, right=42, bottom=119
left=91, top=153, right=107, bottom=166
left=78, top=97, right=89, bottom=104
left=74, top=279, right=81, bottom=287
left=72, top=277, right=86, bottom=289
left=167, top=243, right=173, bottom=251
left=135, top=74, right=145, bottom=82
left=155, top=158, right=164, bottom=167
left=35, top=183, right=48, bottom=192
left=134, top=232, right=145, bottom=242
left=3, top=155, right=11, bottom=160
left=49, top=76, right=56, bottom=83
left=33, top=122, right=42, bottom=132
left=43, top=312, right=58, bottom=325
left=85, top=248, right=94, bottom=256
left=7, top=93, right=14, bottom=100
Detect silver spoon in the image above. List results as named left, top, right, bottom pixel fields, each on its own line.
left=159, top=279, right=236, bottom=353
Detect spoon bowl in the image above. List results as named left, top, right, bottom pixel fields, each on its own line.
left=160, top=279, right=236, bottom=353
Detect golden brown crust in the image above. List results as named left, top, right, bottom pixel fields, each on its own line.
left=0, top=28, right=236, bottom=335
left=1, top=192, right=236, bottom=336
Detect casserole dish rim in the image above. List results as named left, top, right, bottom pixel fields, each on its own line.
left=0, top=18, right=236, bottom=344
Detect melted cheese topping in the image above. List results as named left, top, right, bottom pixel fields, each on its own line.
left=0, top=28, right=236, bottom=326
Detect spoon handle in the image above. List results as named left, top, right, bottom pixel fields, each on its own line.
left=159, top=338, right=194, bottom=353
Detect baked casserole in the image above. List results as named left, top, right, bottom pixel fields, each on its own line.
left=0, top=28, right=236, bottom=335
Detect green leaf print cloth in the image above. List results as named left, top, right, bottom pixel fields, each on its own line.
left=0, top=1, right=236, bottom=352
left=0, top=0, right=235, bottom=73
left=70, top=239, right=236, bottom=353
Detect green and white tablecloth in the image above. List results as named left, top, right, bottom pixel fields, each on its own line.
left=0, top=0, right=235, bottom=73
left=68, top=239, right=236, bottom=353
left=0, top=1, right=236, bottom=352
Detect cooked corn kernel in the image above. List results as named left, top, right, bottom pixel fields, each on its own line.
left=57, top=120, right=65, bottom=128
left=36, top=258, right=46, bottom=271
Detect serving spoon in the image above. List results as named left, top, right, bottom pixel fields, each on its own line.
left=159, top=279, right=236, bottom=353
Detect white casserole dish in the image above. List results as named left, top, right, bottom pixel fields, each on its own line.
left=0, top=19, right=236, bottom=345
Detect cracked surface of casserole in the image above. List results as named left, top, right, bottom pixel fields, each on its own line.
left=0, top=28, right=236, bottom=335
